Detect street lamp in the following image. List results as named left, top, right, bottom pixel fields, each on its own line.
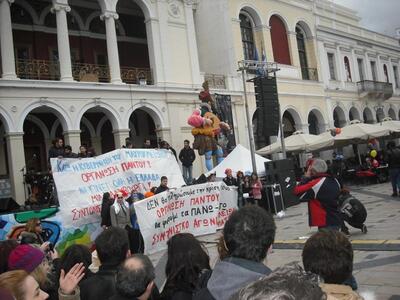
left=237, top=60, right=282, bottom=173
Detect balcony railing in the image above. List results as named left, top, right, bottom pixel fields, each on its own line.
left=357, top=80, right=393, bottom=100
left=301, top=67, right=318, bottom=81
left=204, top=74, right=226, bottom=89
left=15, top=59, right=153, bottom=85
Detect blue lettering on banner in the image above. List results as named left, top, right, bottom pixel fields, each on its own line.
left=113, top=178, right=126, bottom=188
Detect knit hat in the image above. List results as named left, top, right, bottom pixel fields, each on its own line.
left=8, top=244, right=45, bottom=273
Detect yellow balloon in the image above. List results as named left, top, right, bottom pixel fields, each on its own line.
left=370, top=150, right=377, bottom=158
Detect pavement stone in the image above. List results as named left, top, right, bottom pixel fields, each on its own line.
left=149, top=182, right=400, bottom=300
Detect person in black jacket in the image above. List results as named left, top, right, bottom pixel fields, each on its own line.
left=385, top=141, right=400, bottom=196
left=100, top=192, right=113, bottom=229
left=223, top=168, right=237, bottom=186
left=155, top=176, right=169, bottom=194
left=110, top=254, right=156, bottom=300
left=179, top=140, right=196, bottom=185
left=80, top=227, right=130, bottom=300
left=160, top=233, right=210, bottom=300
left=48, top=138, right=64, bottom=162
left=193, top=206, right=276, bottom=300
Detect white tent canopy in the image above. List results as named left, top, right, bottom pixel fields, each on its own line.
left=256, top=131, right=334, bottom=156
left=206, top=144, right=270, bottom=177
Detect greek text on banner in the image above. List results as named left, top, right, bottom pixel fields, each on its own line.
left=134, top=182, right=238, bottom=254
left=51, top=149, right=185, bottom=227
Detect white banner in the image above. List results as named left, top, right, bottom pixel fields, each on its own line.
left=51, top=149, right=185, bottom=227
left=134, top=182, right=238, bottom=254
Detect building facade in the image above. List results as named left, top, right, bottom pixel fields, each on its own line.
left=1, top=0, right=400, bottom=204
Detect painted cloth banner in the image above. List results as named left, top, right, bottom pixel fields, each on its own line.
left=51, top=149, right=185, bottom=227
left=134, top=182, right=237, bottom=254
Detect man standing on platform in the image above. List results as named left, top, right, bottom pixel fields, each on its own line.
left=155, top=176, right=169, bottom=194
left=48, top=137, right=64, bottom=161
left=179, top=140, right=196, bottom=184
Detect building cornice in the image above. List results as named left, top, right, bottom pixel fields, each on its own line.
left=317, top=26, right=400, bottom=54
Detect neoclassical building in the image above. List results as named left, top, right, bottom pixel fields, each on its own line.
left=1, top=0, right=400, bottom=204
left=195, top=0, right=400, bottom=141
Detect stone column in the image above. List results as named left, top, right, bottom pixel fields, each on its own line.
left=364, top=51, right=371, bottom=80
left=144, top=18, right=165, bottom=85
left=52, top=1, right=73, bottom=81
left=350, top=48, right=359, bottom=82
left=183, top=2, right=202, bottom=86
left=288, top=31, right=300, bottom=68
left=258, top=25, right=274, bottom=63
left=113, top=129, right=130, bottom=148
left=100, top=12, right=122, bottom=84
left=63, top=130, right=81, bottom=154
left=90, top=136, right=102, bottom=155
left=0, top=0, right=17, bottom=79
left=336, top=45, right=345, bottom=88
left=5, top=132, right=26, bottom=204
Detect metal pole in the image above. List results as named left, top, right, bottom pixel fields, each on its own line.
left=241, top=68, right=257, bottom=174
left=278, top=102, right=287, bottom=159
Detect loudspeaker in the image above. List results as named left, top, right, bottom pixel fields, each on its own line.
left=253, top=76, right=279, bottom=137
left=0, top=197, right=20, bottom=213
left=264, top=159, right=299, bottom=208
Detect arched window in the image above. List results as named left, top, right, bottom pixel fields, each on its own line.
left=296, top=26, right=308, bottom=79
left=269, top=15, right=291, bottom=65
left=240, top=14, right=255, bottom=61
left=344, top=56, right=352, bottom=82
left=383, top=64, right=389, bottom=83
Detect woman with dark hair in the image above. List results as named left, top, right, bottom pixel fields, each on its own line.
left=236, top=171, right=244, bottom=208
left=242, top=176, right=252, bottom=205
left=250, top=173, right=262, bottom=206
left=100, top=192, right=113, bottom=229
left=58, top=245, right=93, bottom=281
left=160, top=233, right=210, bottom=300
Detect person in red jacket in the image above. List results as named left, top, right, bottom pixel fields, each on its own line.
left=294, top=159, right=341, bottom=231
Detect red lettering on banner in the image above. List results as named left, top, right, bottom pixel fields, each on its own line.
left=121, top=161, right=149, bottom=172
left=71, top=204, right=101, bottom=221
left=190, top=194, right=219, bottom=205
left=156, top=200, right=185, bottom=218
left=81, top=166, right=120, bottom=182
left=152, top=220, right=190, bottom=245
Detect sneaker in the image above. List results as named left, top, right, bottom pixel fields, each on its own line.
left=391, top=193, right=398, bottom=197
left=362, top=224, right=368, bottom=234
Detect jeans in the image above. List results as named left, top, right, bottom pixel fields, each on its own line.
left=389, top=168, right=400, bottom=194
left=182, top=165, right=193, bottom=184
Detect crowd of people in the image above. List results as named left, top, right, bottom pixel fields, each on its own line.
left=0, top=204, right=364, bottom=300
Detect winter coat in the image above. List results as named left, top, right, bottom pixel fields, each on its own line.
left=294, top=173, right=341, bottom=227
left=48, top=146, right=64, bottom=160
left=110, top=202, right=133, bottom=229
left=251, top=180, right=262, bottom=200
left=155, top=185, right=169, bottom=195
left=101, top=201, right=112, bottom=227
left=20, top=231, right=44, bottom=245
left=58, top=287, right=80, bottom=300
left=223, top=176, right=237, bottom=187
left=320, top=283, right=364, bottom=300
left=386, top=148, right=400, bottom=169
left=179, top=147, right=196, bottom=167
left=193, top=257, right=272, bottom=300
left=80, top=264, right=118, bottom=300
